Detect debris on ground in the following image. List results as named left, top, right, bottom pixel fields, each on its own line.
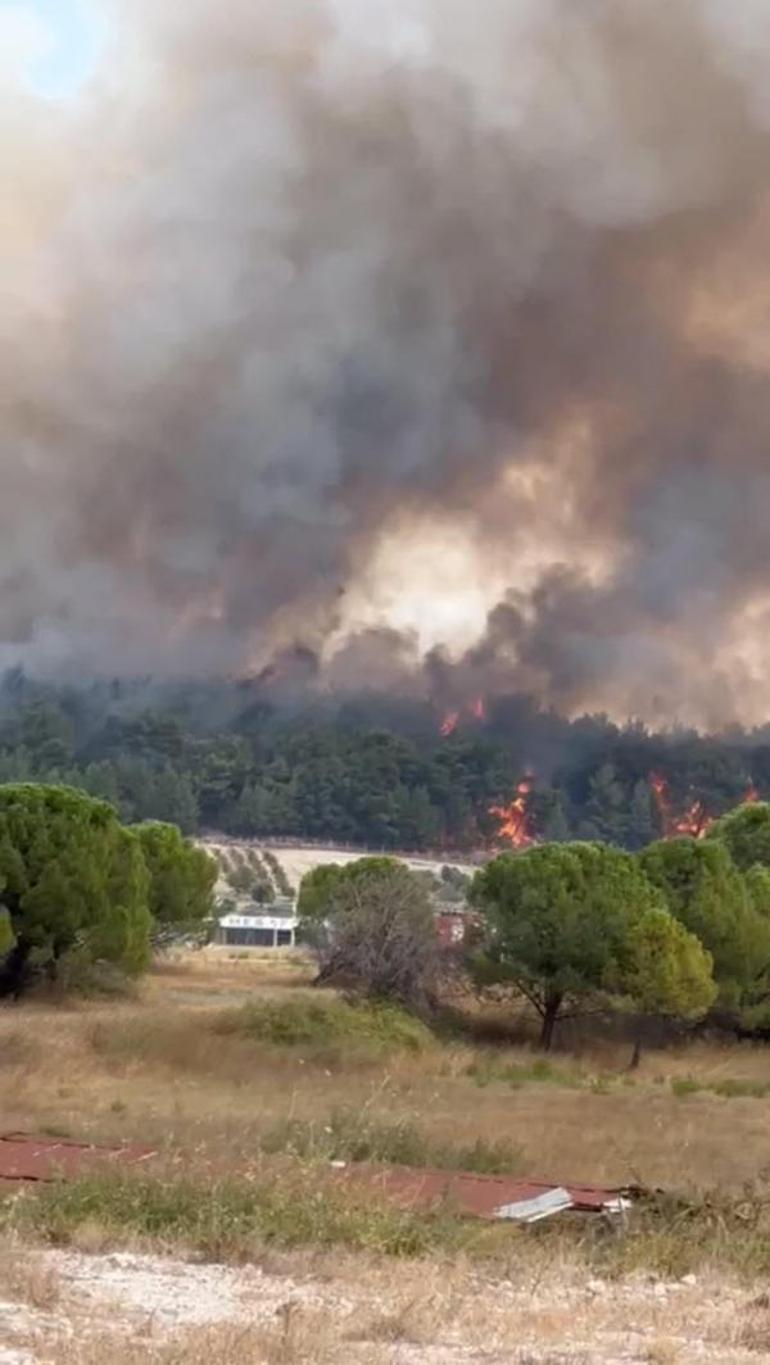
left=332, top=1162, right=639, bottom=1222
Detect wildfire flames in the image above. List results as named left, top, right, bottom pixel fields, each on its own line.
left=650, top=773, right=760, bottom=840
left=650, top=773, right=713, bottom=839
left=489, top=777, right=537, bottom=849
left=439, top=696, right=487, bottom=737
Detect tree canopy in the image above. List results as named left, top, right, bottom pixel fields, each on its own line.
left=708, top=802, right=770, bottom=871
left=470, top=841, right=668, bottom=1047
left=0, top=784, right=152, bottom=996
left=639, top=837, right=770, bottom=1013
left=618, top=907, right=716, bottom=1020
left=133, top=822, right=217, bottom=933
left=0, top=671, right=764, bottom=855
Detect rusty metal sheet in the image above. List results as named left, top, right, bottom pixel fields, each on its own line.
left=332, top=1163, right=632, bottom=1221
left=0, top=1133, right=156, bottom=1183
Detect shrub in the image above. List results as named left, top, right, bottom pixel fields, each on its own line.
left=213, top=997, right=433, bottom=1061
left=298, top=857, right=439, bottom=1012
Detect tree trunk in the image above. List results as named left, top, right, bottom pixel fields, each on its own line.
left=629, top=1033, right=642, bottom=1070
left=539, top=993, right=563, bottom=1051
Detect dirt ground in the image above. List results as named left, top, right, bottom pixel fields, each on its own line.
left=1, top=1241, right=770, bottom=1363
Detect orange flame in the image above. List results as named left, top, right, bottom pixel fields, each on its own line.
left=440, top=709, right=460, bottom=738
left=490, top=776, right=537, bottom=849
left=439, top=696, right=487, bottom=736
left=744, top=782, right=760, bottom=805
left=650, top=773, right=714, bottom=840
left=470, top=695, right=487, bottom=722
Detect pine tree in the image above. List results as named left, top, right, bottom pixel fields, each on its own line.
left=628, top=779, right=657, bottom=850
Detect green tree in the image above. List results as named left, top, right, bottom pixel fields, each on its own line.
left=708, top=802, right=770, bottom=871
left=133, top=822, right=217, bottom=933
left=0, top=784, right=152, bottom=996
left=297, top=856, right=398, bottom=923
left=298, top=857, right=439, bottom=1011
left=19, top=701, right=74, bottom=773
left=640, top=837, right=770, bottom=1013
left=471, top=842, right=665, bottom=1049
left=143, top=771, right=199, bottom=835
left=537, top=790, right=571, bottom=843
left=618, top=907, right=716, bottom=1065
left=250, top=878, right=275, bottom=906
left=579, top=763, right=629, bottom=845
left=628, top=779, right=658, bottom=850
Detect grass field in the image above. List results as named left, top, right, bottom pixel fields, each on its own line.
left=4, top=950, right=770, bottom=1193
left=5, top=951, right=770, bottom=1359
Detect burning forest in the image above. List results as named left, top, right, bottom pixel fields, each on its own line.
left=5, top=3, right=770, bottom=736
left=650, top=774, right=715, bottom=841
left=649, top=774, right=761, bottom=842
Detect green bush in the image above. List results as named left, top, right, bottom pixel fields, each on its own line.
left=671, top=1074, right=770, bottom=1100
left=214, top=997, right=433, bottom=1060
left=711, top=1077, right=770, bottom=1099
left=671, top=1077, right=702, bottom=1098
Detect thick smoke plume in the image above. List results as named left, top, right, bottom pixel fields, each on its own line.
left=5, top=0, right=770, bottom=725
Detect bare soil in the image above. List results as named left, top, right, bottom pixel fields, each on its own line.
left=1, top=1242, right=768, bottom=1363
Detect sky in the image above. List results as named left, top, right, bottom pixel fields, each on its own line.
left=0, top=0, right=105, bottom=97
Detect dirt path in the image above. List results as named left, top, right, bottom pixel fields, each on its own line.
left=0, top=1244, right=768, bottom=1363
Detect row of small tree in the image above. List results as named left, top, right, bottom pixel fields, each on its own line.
left=298, top=801, right=770, bottom=1051
left=0, top=784, right=216, bottom=998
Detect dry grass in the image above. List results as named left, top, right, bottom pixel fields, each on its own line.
left=2, top=952, right=770, bottom=1200
left=0, top=1239, right=62, bottom=1310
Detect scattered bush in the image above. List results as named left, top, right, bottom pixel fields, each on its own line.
left=670, top=1077, right=702, bottom=1098
left=3, top=1171, right=465, bottom=1261
left=671, top=1074, right=770, bottom=1100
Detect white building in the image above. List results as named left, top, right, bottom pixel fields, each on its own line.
left=215, top=900, right=298, bottom=949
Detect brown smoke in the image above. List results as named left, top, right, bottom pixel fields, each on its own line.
left=4, top=1, right=770, bottom=724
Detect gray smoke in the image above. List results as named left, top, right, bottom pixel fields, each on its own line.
left=4, top=0, right=770, bottom=723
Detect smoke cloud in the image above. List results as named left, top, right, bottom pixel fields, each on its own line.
left=4, top=0, right=770, bottom=725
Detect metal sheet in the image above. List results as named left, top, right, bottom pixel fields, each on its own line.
left=494, top=1186, right=574, bottom=1222
left=332, top=1163, right=635, bottom=1221
left=0, top=1134, right=155, bottom=1183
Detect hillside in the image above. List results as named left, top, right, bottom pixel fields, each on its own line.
left=202, top=838, right=476, bottom=908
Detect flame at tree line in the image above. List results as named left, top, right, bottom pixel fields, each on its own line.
left=489, top=777, right=537, bottom=849
left=488, top=773, right=762, bottom=851
left=650, top=773, right=714, bottom=840
left=650, top=774, right=760, bottom=841
left=440, top=696, right=487, bottom=737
